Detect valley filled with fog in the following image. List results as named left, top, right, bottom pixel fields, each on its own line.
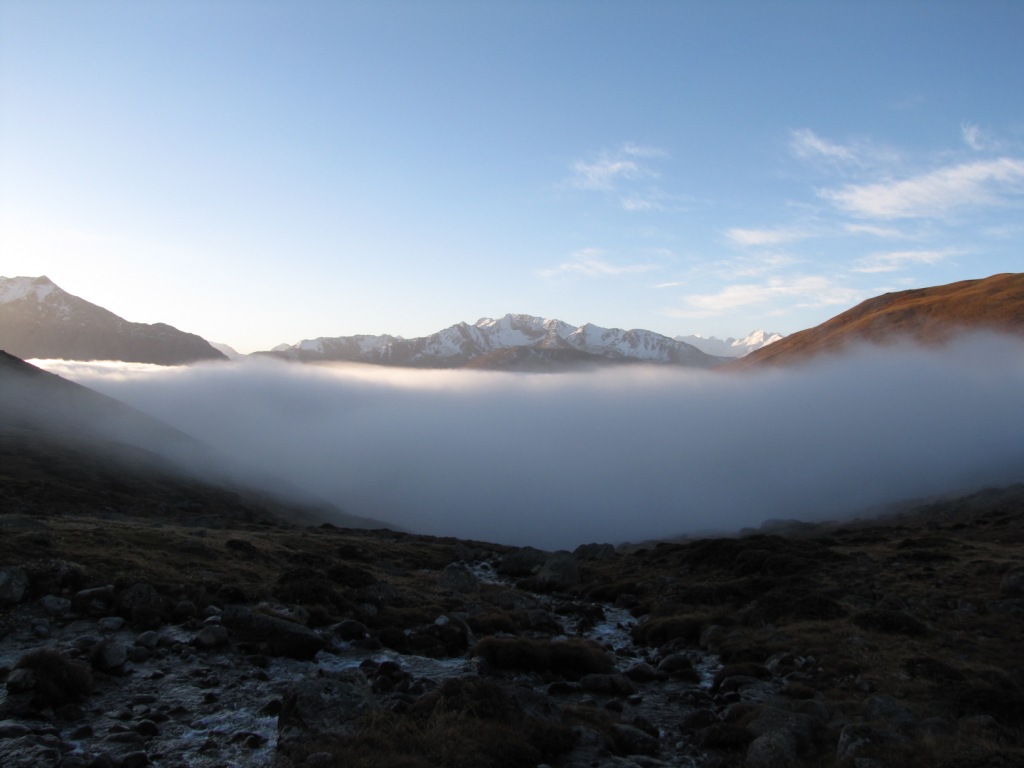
left=36, top=333, right=1024, bottom=550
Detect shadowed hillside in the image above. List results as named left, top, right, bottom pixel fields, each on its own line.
left=0, top=351, right=384, bottom=529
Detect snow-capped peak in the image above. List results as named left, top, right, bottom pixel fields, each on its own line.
left=0, top=275, right=57, bottom=304
left=675, top=329, right=784, bottom=357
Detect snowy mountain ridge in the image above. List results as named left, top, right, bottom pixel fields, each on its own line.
left=270, top=313, right=725, bottom=370
left=676, top=329, right=784, bottom=358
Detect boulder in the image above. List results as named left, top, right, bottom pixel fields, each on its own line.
left=0, top=566, right=28, bottom=604
left=90, top=638, right=129, bottom=672
left=745, top=730, right=798, bottom=768
left=497, top=547, right=549, bottom=577
left=221, top=606, right=324, bottom=659
left=1000, top=568, right=1024, bottom=597
left=118, top=583, right=165, bottom=628
left=439, top=563, right=480, bottom=593
left=536, top=552, right=581, bottom=588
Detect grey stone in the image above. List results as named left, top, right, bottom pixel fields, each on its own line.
left=536, top=552, right=581, bottom=588
left=439, top=563, right=480, bottom=593
left=118, top=583, right=164, bottom=628
left=194, top=625, right=230, bottom=649
left=496, top=547, right=549, bottom=576
left=745, top=731, right=798, bottom=768
left=40, top=595, right=71, bottom=615
left=221, top=606, right=324, bottom=659
left=1000, top=568, right=1024, bottom=597
left=0, top=567, right=29, bottom=604
left=90, top=638, right=128, bottom=671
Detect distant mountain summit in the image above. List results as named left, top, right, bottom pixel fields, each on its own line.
left=0, top=275, right=226, bottom=365
left=676, top=330, right=784, bottom=357
left=732, top=273, right=1024, bottom=368
left=266, top=313, right=725, bottom=370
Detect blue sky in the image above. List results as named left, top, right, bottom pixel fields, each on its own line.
left=2, top=1, right=1022, bottom=353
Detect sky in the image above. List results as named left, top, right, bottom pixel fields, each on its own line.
left=2, top=1, right=1023, bottom=353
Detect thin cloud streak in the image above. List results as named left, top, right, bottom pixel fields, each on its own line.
left=668, top=276, right=861, bottom=319
left=540, top=249, right=657, bottom=278
left=822, top=157, right=1024, bottom=219
left=853, top=249, right=956, bottom=274
left=41, top=334, right=1024, bottom=550
left=726, top=227, right=810, bottom=246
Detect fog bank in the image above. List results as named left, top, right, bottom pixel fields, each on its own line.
left=36, top=333, right=1024, bottom=549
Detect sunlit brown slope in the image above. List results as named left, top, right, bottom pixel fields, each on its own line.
left=730, top=272, right=1024, bottom=369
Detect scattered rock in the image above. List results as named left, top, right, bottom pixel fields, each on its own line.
left=90, top=638, right=129, bottom=672
left=221, top=606, right=324, bottom=659
left=536, top=552, right=581, bottom=588
left=0, top=566, right=29, bottom=604
left=439, top=562, right=480, bottom=593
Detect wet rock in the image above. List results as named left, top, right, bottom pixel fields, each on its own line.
left=331, top=619, right=368, bottom=641
left=497, top=546, right=549, bottom=576
left=608, top=722, right=659, bottom=756
left=90, top=638, right=128, bottom=672
left=580, top=673, right=637, bottom=697
left=536, top=552, right=581, bottom=588
left=41, top=595, right=72, bottom=616
left=657, top=653, right=700, bottom=681
left=0, top=733, right=67, bottom=767
left=221, top=605, right=324, bottom=659
left=118, top=583, right=164, bottom=628
left=745, top=730, right=798, bottom=768
left=439, top=562, right=480, bottom=593
left=0, top=566, right=29, bottom=604
left=73, top=585, right=115, bottom=616
left=134, top=631, right=161, bottom=650
left=194, top=625, right=230, bottom=649
left=999, top=567, right=1024, bottom=597
left=0, top=720, right=32, bottom=738
left=623, top=662, right=660, bottom=682
left=98, top=616, right=126, bottom=632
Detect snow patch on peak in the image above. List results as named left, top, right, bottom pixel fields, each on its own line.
left=676, top=330, right=784, bottom=357
left=0, top=275, right=57, bottom=304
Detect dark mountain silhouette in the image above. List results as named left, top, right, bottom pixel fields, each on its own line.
left=730, top=272, right=1024, bottom=368
left=0, top=275, right=226, bottom=365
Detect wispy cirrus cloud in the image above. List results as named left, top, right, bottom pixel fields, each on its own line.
left=790, top=128, right=858, bottom=164
left=726, top=227, right=811, bottom=247
left=569, top=143, right=669, bottom=210
left=843, top=223, right=914, bottom=239
left=853, top=249, right=957, bottom=274
left=571, top=156, right=645, bottom=191
left=667, top=275, right=862, bottom=319
left=540, top=248, right=657, bottom=278
left=790, top=128, right=901, bottom=173
left=821, top=157, right=1024, bottom=219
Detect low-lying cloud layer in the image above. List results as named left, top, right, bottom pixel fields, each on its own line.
left=37, top=333, right=1024, bottom=549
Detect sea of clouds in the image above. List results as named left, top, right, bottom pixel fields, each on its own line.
left=34, top=332, right=1024, bottom=549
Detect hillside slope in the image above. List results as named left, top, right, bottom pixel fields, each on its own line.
left=731, top=273, right=1024, bottom=368
left=0, top=351, right=383, bottom=529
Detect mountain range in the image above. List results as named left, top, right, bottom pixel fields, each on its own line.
left=265, top=313, right=727, bottom=370
left=674, top=330, right=783, bottom=358
left=732, top=272, right=1024, bottom=369
left=0, top=276, right=226, bottom=365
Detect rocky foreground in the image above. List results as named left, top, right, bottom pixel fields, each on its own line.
left=1, top=485, right=1023, bottom=768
